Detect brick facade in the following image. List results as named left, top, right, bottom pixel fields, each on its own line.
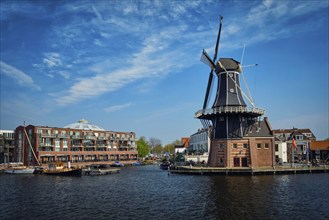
left=14, top=124, right=138, bottom=166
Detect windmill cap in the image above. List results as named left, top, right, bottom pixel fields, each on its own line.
left=216, top=58, right=241, bottom=73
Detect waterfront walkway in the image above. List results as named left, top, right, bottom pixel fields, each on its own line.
left=170, top=165, right=329, bottom=175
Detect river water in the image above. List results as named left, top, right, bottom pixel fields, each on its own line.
left=0, top=165, right=328, bottom=220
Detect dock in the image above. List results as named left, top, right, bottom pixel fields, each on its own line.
left=170, top=165, right=329, bottom=175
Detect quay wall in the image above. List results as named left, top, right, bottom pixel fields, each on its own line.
left=170, top=165, right=329, bottom=176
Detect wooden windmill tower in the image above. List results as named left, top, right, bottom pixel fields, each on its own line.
left=196, top=16, right=275, bottom=168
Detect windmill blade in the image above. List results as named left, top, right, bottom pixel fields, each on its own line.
left=203, top=69, right=215, bottom=109
left=213, top=15, right=223, bottom=62
left=200, top=50, right=215, bottom=69
left=202, top=16, right=223, bottom=110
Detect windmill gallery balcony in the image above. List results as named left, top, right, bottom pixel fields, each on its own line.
left=195, top=106, right=265, bottom=119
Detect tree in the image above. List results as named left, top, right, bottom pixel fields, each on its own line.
left=153, top=144, right=163, bottom=155
left=148, top=137, right=162, bottom=153
left=137, top=136, right=150, bottom=158
left=163, top=143, right=175, bottom=154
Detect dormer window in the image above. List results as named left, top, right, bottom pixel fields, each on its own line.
left=295, top=135, right=303, bottom=140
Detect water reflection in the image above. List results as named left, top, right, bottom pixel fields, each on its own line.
left=0, top=166, right=328, bottom=220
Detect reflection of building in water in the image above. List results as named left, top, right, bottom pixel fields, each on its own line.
left=14, top=119, right=137, bottom=166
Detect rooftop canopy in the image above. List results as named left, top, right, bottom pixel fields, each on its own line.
left=64, top=119, right=105, bottom=131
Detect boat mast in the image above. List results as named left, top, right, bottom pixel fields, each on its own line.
left=22, top=122, right=25, bottom=165
left=23, top=124, right=41, bottom=166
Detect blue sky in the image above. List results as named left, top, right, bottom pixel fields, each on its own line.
left=1, top=0, right=328, bottom=144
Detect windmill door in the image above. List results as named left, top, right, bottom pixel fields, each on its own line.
left=241, top=158, right=248, bottom=167
left=233, top=158, right=240, bottom=167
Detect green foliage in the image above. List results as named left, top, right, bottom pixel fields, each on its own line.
left=137, top=136, right=150, bottom=158
left=163, top=143, right=175, bottom=154
left=153, top=144, right=163, bottom=155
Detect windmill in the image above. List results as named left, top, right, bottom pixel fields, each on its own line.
left=194, top=16, right=275, bottom=168
left=196, top=16, right=265, bottom=140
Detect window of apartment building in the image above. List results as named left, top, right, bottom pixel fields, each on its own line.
left=63, top=140, right=68, bottom=151
left=55, top=139, right=60, bottom=151
left=37, top=129, right=42, bottom=134
left=61, top=131, right=66, bottom=135
left=275, top=144, right=279, bottom=152
left=243, top=143, right=249, bottom=149
left=295, top=135, right=303, bottom=140
left=305, top=133, right=312, bottom=137
left=232, top=143, right=237, bottom=149
left=265, top=143, right=269, bottom=149
left=45, top=138, right=51, bottom=146
left=257, top=143, right=262, bottom=149
left=54, top=130, right=58, bottom=135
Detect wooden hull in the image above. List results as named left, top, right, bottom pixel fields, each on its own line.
left=44, top=168, right=82, bottom=176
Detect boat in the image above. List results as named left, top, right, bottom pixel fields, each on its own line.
left=43, top=162, right=82, bottom=176
left=132, top=162, right=141, bottom=166
left=4, top=162, right=35, bottom=174
left=83, top=164, right=121, bottom=176
left=159, top=161, right=171, bottom=170
left=110, top=161, right=125, bottom=167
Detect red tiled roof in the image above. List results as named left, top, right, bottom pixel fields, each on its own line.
left=310, top=141, right=329, bottom=150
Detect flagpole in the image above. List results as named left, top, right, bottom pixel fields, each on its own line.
left=306, top=142, right=309, bottom=166
left=291, top=143, right=294, bottom=168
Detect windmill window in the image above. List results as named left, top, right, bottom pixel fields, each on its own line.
left=232, top=143, right=237, bottom=148
left=257, top=143, right=262, bottom=149
left=265, top=143, right=269, bottom=149
left=230, top=88, right=234, bottom=93
left=243, top=144, right=249, bottom=149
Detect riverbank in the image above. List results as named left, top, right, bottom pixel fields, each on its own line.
left=170, top=165, right=329, bottom=175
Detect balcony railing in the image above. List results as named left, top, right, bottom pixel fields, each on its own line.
left=39, top=133, right=57, bottom=138
left=57, top=134, right=69, bottom=138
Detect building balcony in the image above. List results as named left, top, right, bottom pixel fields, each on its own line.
left=71, top=135, right=83, bottom=139
left=57, top=134, right=69, bottom=139
left=39, top=133, right=57, bottom=138
left=71, top=145, right=83, bottom=148
left=39, top=143, right=54, bottom=147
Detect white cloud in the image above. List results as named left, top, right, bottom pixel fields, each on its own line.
left=58, top=71, right=71, bottom=79
left=43, top=52, right=62, bottom=68
left=55, top=28, right=190, bottom=106
left=0, top=60, right=41, bottom=91
left=104, top=103, right=132, bottom=113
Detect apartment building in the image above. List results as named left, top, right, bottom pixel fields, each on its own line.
left=14, top=119, right=138, bottom=166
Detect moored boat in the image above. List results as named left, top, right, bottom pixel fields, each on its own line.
left=83, top=164, right=120, bottom=176
left=159, top=161, right=171, bottom=170
left=110, top=161, right=124, bottom=167
left=43, top=162, right=82, bottom=176
left=4, top=162, right=35, bottom=174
